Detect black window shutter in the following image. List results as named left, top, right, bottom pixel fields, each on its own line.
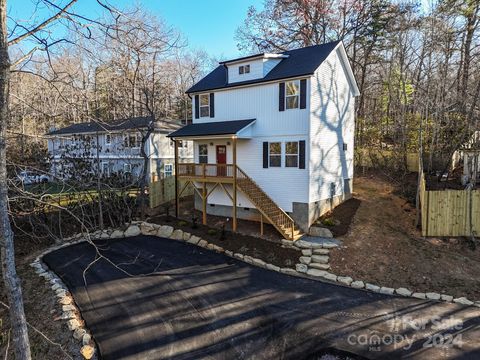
left=300, top=79, right=307, bottom=109
left=279, top=82, right=285, bottom=111
left=263, top=142, right=269, bottom=168
left=209, top=93, right=215, bottom=118
left=299, top=140, right=306, bottom=169
left=194, top=95, right=199, bottom=119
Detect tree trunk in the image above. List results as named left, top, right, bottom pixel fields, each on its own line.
left=0, top=0, right=32, bottom=358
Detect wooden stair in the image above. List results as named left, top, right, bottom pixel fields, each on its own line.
left=235, top=166, right=303, bottom=240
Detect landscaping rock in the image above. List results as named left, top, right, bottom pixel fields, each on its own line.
left=474, top=301, right=480, bottom=308
left=295, top=263, right=308, bottom=273
left=309, top=263, right=330, bottom=270
left=183, top=232, right=191, bottom=241
left=187, top=235, right=201, bottom=245
left=51, top=283, right=62, bottom=291
left=62, top=304, right=76, bottom=312
left=453, top=297, right=474, bottom=306
left=350, top=281, right=364, bottom=289
left=82, top=333, right=91, bottom=346
left=299, top=256, right=311, bottom=265
left=80, top=345, right=95, bottom=360
left=170, top=229, right=184, bottom=240
left=337, top=276, right=353, bottom=286
left=61, top=311, right=76, bottom=320
left=322, top=273, right=337, bottom=281
left=280, top=268, right=297, bottom=275
left=58, top=296, right=73, bottom=305
left=251, top=258, right=266, bottom=267
left=243, top=256, right=254, bottom=264
left=395, top=288, right=412, bottom=296
left=308, top=226, right=333, bottom=238
left=67, top=319, right=80, bottom=331
left=301, top=249, right=312, bottom=256
left=379, top=287, right=395, bottom=295
left=140, top=223, right=158, bottom=235
left=311, top=255, right=329, bottom=264
left=294, top=239, right=324, bottom=249
left=234, top=253, right=244, bottom=260
left=198, top=240, right=208, bottom=248
left=322, top=242, right=338, bottom=249
left=157, top=225, right=174, bottom=238
left=212, top=245, right=224, bottom=253
left=266, top=263, right=280, bottom=272
left=124, top=225, right=141, bottom=237
left=206, top=243, right=215, bottom=250
left=99, top=231, right=110, bottom=239
left=306, top=268, right=328, bottom=277
left=73, top=328, right=86, bottom=340
left=312, top=248, right=330, bottom=255
left=365, top=283, right=380, bottom=292
left=426, top=292, right=441, bottom=300
left=56, top=290, right=67, bottom=298
left=225, top=250, right=233, bottom=257
left=441, top=294, right=453, bottom=302
left=411, top=292, right=426, bottom=299
left=110, top=229, right=125, bottom=238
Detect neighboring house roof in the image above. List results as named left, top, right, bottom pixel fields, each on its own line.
left=167, top=119, right=256, bottom=138
left=187, top=41, right=341, bottom=94
left=47, top=117, right=183, bottom=136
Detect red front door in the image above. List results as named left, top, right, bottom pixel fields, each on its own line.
left=216, top=145, right=226, bottom=176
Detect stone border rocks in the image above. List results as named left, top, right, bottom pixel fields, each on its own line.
left=33, top=220, right=480, bottom=359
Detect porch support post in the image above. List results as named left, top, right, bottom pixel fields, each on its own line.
left=232, top=136, right=237, bottom=232
left=174, top=139, right=179, bottom=218
left=202, top=180, right=207, bottom=225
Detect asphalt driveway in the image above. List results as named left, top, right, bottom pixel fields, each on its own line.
left=43, top=236, right=480, bottom=360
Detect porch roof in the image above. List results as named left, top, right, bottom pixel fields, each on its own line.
left=167, top=119, right=255, bottom=139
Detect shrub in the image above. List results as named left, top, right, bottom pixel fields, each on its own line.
left=207, top=228, right=217, bottom=235
left=177, top=220, right=188, bottom=227
left=322, top=218, right=336, bottom=227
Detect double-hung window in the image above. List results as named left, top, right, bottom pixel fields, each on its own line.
left=285, top=142, right=299, bottom=167
left=285, top=80, right=300, bottom=109
left=269, top=142, right=281, bottom=167
left=164, top=164, right=173, bottom=177
left=124, top=163, right=132, bottom=173
left=239, top=64, right=250, bottom=74
left=105, top=134, right=112, bottom=146
left=199, top=94, right=210, bottom=117
left=198, top=144, right=208, bottom=164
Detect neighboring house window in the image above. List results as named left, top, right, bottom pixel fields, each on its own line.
left=124, top=133, right=140, bottom=148
left=164, top=164, right=173, bottom=177
left=285, top=80, right=300, bottom=109
left=198, top=144, right=208, bottom=164
left=199, top=94, right=210, bottom=117
left=124, top=163, right=132, bottom=173
left=343, top=143, right=348, bottom=151
left=285, top=142, right=299, bottom=167
left=105, top=134, right=112, bottom=145
left=101, top=162, right=110, bottom=176
left=269, top=142, right=281, bottom=167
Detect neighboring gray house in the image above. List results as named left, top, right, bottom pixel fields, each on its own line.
left=47, top=117, right=193, bottom=182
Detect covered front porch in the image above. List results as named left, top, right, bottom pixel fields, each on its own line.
left=167, top=119, right=302, bottom=240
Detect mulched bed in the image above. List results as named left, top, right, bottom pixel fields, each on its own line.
left=316, top=198, right=361, bottom=237
left=149, top=215, right=300, bottom=268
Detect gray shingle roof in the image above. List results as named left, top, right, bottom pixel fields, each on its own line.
left=47, top=117, right=183, bottom=136
left=187, top=41, right=340, bottom=94
left=167, top=119, right=256, bottom=138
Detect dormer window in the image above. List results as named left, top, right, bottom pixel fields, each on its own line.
left=285, top=80, right=300, bottom=109
left=199, top=94, right=210, bottom=117
left=239, top=64, right=250, bottom=75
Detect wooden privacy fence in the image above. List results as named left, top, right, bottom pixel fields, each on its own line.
left=149, top=176, right=193, bottom=209
left=419, top=170, right=480, bottom=237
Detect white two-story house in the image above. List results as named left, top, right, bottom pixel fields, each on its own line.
left=47, top=117, right=192, bottom=183
left=168, top=41, right=359, bottom=240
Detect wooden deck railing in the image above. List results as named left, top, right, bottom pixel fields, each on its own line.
left=177, top=163, right=234, bottom=178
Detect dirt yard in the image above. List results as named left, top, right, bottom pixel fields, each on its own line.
left=329, top=175, right=480, bottom=300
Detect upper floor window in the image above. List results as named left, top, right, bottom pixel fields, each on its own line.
left=124, top=133, right=141, bottom=148
left=285, top=141, right=299, bottom=167
left=269, top=142, right=281, bottom=167
left=198, top=144, right=208, bottom=163
left=239, top=64, right=250, bottom=75
left=105, top=134, right=112, bottom=145
left=285, top=80, right=300, bottom=109
left=199, top=94, right=210, bottom=117
left=164, top=164, right=173, bottom=177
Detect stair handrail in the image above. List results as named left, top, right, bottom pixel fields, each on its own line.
left=235, top=165, right=296, bottom=240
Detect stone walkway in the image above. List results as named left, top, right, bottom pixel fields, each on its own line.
left=43, top=235, right=480, bottom=360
